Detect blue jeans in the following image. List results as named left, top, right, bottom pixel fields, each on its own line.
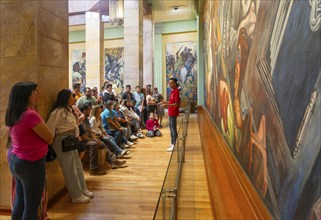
left=9, top=154, right=46, bottom=220
left=106, top=129, right=123, bottom=146
left=101, top=135, right=122, bottom=155
left=169, top=116, right=178, bottom=145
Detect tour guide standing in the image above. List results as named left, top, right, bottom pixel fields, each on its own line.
left=161, top=78, right=180, bottom=152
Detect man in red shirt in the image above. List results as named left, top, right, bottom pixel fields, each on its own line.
left=162, top=78, right=180, bottom=151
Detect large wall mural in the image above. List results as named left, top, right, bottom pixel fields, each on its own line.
left=203, top=0, right=321, bottom=219
left=104, top=47, right=124, bottom=95
left=71, top=49, right=86, bottom=92
left=165, top=42, right=197, bottom=102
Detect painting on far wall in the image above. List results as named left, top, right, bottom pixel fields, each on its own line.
left=104, top=47, right=124, bottom=95
left=203, top=0, right=321, bottom=219
left=165, top=41, right=197, bottom=102
left=71, top=49, right=86, bottom=92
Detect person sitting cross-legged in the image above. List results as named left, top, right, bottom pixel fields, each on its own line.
left=146, top=113, right=162, bottom=137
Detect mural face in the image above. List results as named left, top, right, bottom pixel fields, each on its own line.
left=203, top=0, right=321, bottom=219
left=105, top=47, right=124, bottom=94
left=71, top=50, right=86, bottom=92
left=165, top=42, right=197, bottom=102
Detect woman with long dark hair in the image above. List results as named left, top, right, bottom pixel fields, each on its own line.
left=6, top=82, right=53, bottom=220
left=47, top=89, right=93, bottom=204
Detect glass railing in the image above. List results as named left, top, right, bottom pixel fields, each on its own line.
left=153, top=103, right=190, bottom=220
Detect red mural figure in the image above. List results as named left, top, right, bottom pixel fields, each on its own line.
left=233, top=28, right=250, bottom=154
left=219, top=79, right=230, bottom=133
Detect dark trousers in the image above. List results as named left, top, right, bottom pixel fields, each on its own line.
left=80, top=141, right=100, bottom=170
left=169, top=116, right=178, bottom=145
left=9, top=154, right=46, bottom=220
left=146, top=105, right=156, bottom=118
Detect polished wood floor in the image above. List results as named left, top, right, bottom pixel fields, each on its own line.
left=177, top=114, right=213, bottom=219
left=1, top=114, right=212, bottom=220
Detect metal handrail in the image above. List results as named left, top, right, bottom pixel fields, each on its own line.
left=153, top=102, right=191, bottom=220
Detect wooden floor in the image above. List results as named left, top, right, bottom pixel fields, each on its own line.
left=177, top=114, right=213, bottom=219
left=1, top=114, right=212, bottom=220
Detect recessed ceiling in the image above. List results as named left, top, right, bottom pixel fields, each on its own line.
left=68, top=0, right=196, bottom=28
left=152, top=0, right=196, bottom=23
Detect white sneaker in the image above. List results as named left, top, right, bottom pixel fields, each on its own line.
left=83, top=190, right=94, bottom=199
left=137, top=133, right=145, bottom=138
left=127, top=141, right=134, bottom=146
left=167, top=144, right=174, bottom=152
left=117, top=150, right=130, bottom=158
left=130, top=135, right=138, bottom=140
left=72, top=195, right=90, bottom=204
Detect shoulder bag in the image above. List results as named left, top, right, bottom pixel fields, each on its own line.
left=61, top=135, right=80, bottom=152
left=46, top=145, right=57, bottom=162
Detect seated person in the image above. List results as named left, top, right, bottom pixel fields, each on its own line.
left=79, top=104, right=125, bottom=172
left=113, top=102, right=138, bottom=142
left=90, top=105, right=130, bottom=159
left=120, top=99, right=144, bottom=138
left=101, top=100, right=130, bottom=148
left=146, top=113, right=162, bottom=137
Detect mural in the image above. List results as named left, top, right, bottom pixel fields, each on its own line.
left=203, top=0, right=321, bottom=219
left=105, top=47, right=124, bottom=95
left=165, top=42, right=197, bottom=102
left=71, top=50, right=86, bottom=92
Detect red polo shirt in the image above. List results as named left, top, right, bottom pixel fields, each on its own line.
left=168, top=88, right=180, bottom=117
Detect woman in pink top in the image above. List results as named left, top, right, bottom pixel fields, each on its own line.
left=5, top=82, right=53, bottom=220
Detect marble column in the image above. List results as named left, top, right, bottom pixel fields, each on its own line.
left=124, top=0, right=143, bottom=90
left=143, top=14, right=153, bottom=88
left=154, top=23, right=163, bottom=93
left=85, top=11, right=104, bottom=90
left=0, top=0, right=68, bottom=208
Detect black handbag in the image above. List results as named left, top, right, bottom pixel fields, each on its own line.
left=61, top=135, right=80, bottom=152
left=46, top=145, right=57, bottom=162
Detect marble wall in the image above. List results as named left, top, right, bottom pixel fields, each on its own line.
left=0, top=0, right=68, bottom=208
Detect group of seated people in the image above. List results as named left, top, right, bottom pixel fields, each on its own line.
left=46, top=82, right=165, bottom=204
left=72, top=82, right=165, bottom=128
